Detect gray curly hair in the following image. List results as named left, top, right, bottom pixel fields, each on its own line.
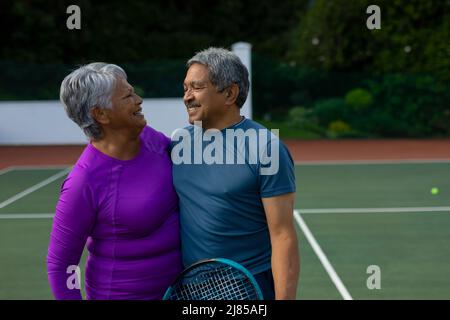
left=60, top=62, right=127, bottom=139
left=187, top=47, right=249, bottom=108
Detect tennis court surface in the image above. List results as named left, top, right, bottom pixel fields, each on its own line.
left=1, top=140, right=449, bottom=299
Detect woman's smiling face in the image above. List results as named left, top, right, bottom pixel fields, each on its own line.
left=106, top=76, right=146, bottom=131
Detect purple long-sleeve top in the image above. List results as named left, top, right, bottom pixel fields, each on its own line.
left=47, top=126, right=182, bottom=300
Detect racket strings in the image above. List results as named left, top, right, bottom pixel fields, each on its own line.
left=168, top=265, right=258, bottom=300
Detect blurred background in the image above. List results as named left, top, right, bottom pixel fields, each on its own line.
left=1, top=0, right=448, bottom=138
left=0, top=0, right=449, bottom=300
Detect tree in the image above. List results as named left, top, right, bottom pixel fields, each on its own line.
left=1, top=0, right=308, bottom=63
left=287, top=0, right=449, bottom=81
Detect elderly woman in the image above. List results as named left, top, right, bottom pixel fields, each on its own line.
left=47, top=63, right=182, bottom=300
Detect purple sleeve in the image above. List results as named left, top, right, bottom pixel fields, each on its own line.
left=142, top=125, right=171, bottom=152
left=47, top=169, right=96, bottom=300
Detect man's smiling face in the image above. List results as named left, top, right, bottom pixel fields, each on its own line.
left=183, top=63, right=228, bottom=128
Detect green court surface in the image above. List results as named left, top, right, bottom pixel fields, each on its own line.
left=1, top=163, right=449, bottom=299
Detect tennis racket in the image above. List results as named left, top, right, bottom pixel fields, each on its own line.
left=163, top=258, right=264, bottom=300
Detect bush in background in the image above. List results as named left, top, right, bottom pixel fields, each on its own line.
left=327, top=120, right=354, bottom=138
left=345, top=88, right=373, bottom=112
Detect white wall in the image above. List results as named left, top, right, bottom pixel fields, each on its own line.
left=0, top=99, right=185, bottom=145
left=0, top=96, right=252, bottom=145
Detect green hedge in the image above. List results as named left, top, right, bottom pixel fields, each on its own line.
left=0, top=60, right=187, bottom=100
left=252, top=54, right=449, bottom=138
left=1, top=57, right=448, bottom=137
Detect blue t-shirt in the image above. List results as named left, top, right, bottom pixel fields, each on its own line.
left=170, top=117, right=296, bottom=274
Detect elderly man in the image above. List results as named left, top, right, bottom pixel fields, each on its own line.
left=171, top=47, right=300, bottom=300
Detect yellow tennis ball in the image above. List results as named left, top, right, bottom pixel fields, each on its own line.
left=431, top=187, right=439, bottom=195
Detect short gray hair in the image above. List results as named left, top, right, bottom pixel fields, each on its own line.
left=187, top=47, right=249, bottom=108
left=60, top=62, right=127, bottom=139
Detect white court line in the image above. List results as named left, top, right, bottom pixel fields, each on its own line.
left=295, top=159, right=450, bottom=165
left=0, top=167, right=71, bottom=209
left=0, top=166, right=15, bottom=176
left=1, top=206, right=448, bottom=220
left=2, top=165, right=72, bottom=170
left=299, top=207, right=450, bottom=214
left=294, top=209, right=353, bottom=300
left=0, top=165, right=70, bottom=177
left=0, top=213, right=54, bottom=219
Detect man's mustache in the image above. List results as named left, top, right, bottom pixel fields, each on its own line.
left=186, top=102, right=201, bottom=108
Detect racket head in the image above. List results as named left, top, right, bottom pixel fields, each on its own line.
left=163, top=258, right=264, bottom=300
